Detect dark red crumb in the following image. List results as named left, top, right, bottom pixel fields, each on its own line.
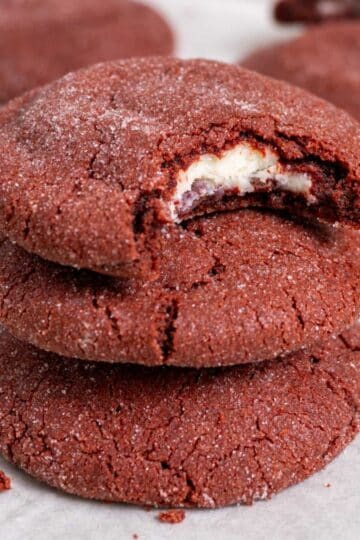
left=157, top=510, right=186, bottom=524
left=132, top=535, right=138, bottom=540
left=0, top=470, right=11, bottom=491
left=324, top=483, right=332, bottom=488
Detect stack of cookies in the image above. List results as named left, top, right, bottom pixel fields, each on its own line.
left=0, top=57, right=359, bottom=508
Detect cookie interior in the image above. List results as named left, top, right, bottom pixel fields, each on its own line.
left=164, top=136, right=353, bottom=225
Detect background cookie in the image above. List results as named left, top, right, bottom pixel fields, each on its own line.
left=242, top=22, right=360, bottom=121
left=0, top=58, right=359, bottom=277
left=0, top=324, right=358, bottom=507
left=275, top=0, right=360, bottom=23
left=0, top=210, right=359, bottom=368
left=0, top=0, right=174, bottom=104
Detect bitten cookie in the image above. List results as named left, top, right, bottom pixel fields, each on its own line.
left=0, top=58, right=359, bottom=278
left=0, top=210, right=359, bottom=368
left=275, top=0, right=360, bottom=23
left=0, top=0, right=174, bottom=104
left=0, top=324, right=358, bottom=507
left=242, top=22, right=360, bottom=121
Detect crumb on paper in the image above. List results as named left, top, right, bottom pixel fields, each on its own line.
left=324, top=483, right=332, bottom=488
left=157, top=509, right=186, bottom=524
left=132, top=535, right=139, bottom=540
left=0, top=470, right=11, bottom=492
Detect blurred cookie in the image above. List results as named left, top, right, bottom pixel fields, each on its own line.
left=275, top=0, right=360, bottom=23
left=0, top=324, right=358, bottom=507
left=0, top=0, right=174, bottom=103
left=0, top=210, right=359, bottom=368
left=243, top=22, right=360, bottom=121
left=0, top=58, right=359, bottom=278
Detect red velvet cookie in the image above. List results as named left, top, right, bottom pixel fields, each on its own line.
left=0, top=58, right=359, bottom=278
left=0, top=210, right=359, bottom=368
left=275, top=0, right=360, bottom=23
left=0, top=0, right=174, bottom=104
left=242, top=22, right=360, bottom=122
left=0, top=324, right=358, bottom=507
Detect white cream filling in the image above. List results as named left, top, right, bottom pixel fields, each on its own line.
left=169, top=143, right=313, bottom=221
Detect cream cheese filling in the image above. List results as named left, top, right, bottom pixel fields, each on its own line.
left=169, top=143, right=313, bottom=222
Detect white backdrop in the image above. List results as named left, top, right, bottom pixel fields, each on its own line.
left=151, top=0, right=299, bottom=62
left=0, top=1, right=359, bottom=539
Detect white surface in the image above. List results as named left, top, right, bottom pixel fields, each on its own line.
left=0, top=1, right=359, bottom=539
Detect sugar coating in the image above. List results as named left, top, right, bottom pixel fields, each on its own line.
left=0, top=325, right=359, bottom=507
left=0, top=57, right=359, bottom=278
left=0, top=210, right=359, bottom=368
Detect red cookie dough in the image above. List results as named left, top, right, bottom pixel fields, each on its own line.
left=0, top=210, right=359, bottom=368
left=0, top=0, right=174, bottom=104
left=0, top=324, right=359, bottom=507
left=0, top=58, right=359, bottom=278
left=275, top=0, right=360, bottom=23
left=242, top=22, right=360, bottom=122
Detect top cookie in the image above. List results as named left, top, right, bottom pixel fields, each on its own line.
left=0, top=57, right=359, bottom=277
left=275, top=0, right=360, bottom=23
left=0, top=0, right=174, bottom=103
left=242, top=22, right=360, bottom=122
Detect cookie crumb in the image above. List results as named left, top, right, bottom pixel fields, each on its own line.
left=324, top=483, right=332, bottom=488
left=132, top=535, right=138, bottom=539
left=157, top=509, right=185, bottom=524
left=0, top=470, right=11, bottom=491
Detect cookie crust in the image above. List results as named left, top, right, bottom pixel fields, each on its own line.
left=0, top=325, right=358, bottom=507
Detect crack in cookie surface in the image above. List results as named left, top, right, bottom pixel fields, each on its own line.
left=0, top=325, right=358, bottom=507
left=0, top=210, right=359, bottom=368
